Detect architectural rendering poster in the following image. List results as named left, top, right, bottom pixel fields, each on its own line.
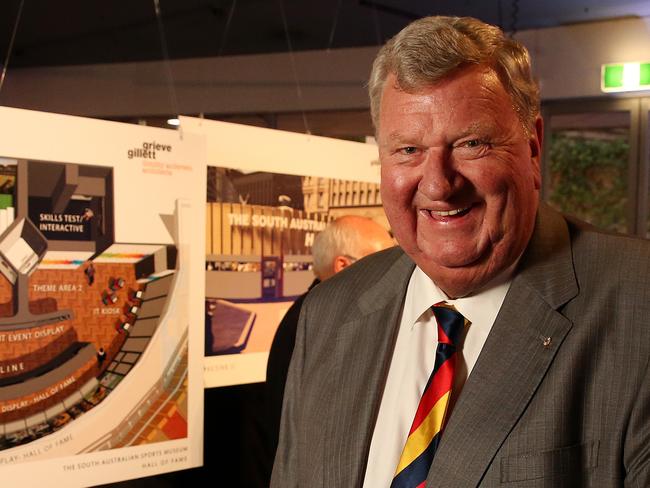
left=0, top=107, right=205, bottom=487
left=180, top=117, right=384, bottom=387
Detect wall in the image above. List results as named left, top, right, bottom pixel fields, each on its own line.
left=519, top=16, right=650, bottom=100
left=1, top=16, right=649, bottom=118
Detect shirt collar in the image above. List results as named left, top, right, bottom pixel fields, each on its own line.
left=405, top=263, right=516, bottom=330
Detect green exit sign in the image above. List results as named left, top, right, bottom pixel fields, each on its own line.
left=602, top=62, right=650, bottom=92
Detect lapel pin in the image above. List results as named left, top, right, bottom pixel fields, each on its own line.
left=542, top=336, right=552, bottom=348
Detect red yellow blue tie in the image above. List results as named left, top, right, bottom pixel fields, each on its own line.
left=390, top=302, right=469, bottom=488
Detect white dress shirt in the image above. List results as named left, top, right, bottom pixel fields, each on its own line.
left=362, top=265, right=513, bottom=488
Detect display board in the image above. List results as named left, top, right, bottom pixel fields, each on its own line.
left=0, top=107, right=205, bottom=487
left=180, top=116, right=384, bottom=387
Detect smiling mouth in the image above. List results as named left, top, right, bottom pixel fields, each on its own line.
left=423, top=205, right=473, bottom=220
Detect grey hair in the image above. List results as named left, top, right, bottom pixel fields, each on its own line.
left=311, top=219, right=364, bottom=279
left=368, top=16, right=540, bottom=131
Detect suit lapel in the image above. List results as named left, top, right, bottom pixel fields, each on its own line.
left=324, top=250, right=415, bottom=488
left=426, top=205, right=579, bottom=487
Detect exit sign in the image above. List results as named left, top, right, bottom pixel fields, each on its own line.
left=601, top=62, right=650, bottom=93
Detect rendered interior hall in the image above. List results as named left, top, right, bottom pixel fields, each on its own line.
left=0, top=1, right=649, bottom=487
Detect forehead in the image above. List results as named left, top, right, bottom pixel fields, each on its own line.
left=378, top=66, right=519, bottom=138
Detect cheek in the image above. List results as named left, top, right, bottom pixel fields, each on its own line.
left=381, top=167, right=416, bottom=206
left=467, top=162, right=526, bottom=199
left=464, top=167, right=511, bottom=201
left=481, top=169, right=538, bottom=232
left=380, top=183, right=403, bottom=227
left=381, top=169, right=418, bottom=240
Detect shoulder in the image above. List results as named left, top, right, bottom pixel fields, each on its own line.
left=562, top=217, right=650, bottom=352
left=272, top=292, right=307, bottom=342
left=567, top=217, right=650, bottom=287
left=516, top=205, right=648, bottom=334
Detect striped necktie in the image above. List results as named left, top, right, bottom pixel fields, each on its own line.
left=390, top=302, right=469, bottom=488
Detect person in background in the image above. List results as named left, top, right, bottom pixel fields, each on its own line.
left=265, top=215, right=394, bottom=471
left=271, top=16, right=650, bottom=488
left=96, top=347, right=106, bottom=369
left=84, top=260, right=95, bottom=286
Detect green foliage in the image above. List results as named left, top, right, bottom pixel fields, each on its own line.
left=548, top=133, right=629, bottom=233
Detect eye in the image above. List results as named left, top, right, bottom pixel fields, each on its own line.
left=400, top=146, right=418, bottom=155
left=454, top=139, right=490, bottom=158
left=461, top=139, right=482, bottom=148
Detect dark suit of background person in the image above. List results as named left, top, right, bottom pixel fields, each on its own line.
left=265, top=278, right=319, bottom=467
left=264, top=215, right=394, bottom=476
left=271, top=16, right=649, bottom=488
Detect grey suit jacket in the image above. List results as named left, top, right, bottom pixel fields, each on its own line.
left=271, top=205, right=650, bottom=487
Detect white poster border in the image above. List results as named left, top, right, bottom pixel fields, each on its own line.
left=180, top=116, right=379, bottom=388
left=0, top=107, right=205, bottom=487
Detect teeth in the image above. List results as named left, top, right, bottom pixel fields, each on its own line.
left=429, top=206, right=470, bottom=217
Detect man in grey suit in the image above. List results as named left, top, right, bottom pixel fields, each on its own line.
left=271, top=16, right=649, bottom=488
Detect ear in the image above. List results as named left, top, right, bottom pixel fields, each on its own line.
left=333, top=255, right=352, bottom=274
left=529, top=115, right=544, bottom=190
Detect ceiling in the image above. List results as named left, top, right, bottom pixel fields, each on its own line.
left=1, top=0, right=649, bottom=69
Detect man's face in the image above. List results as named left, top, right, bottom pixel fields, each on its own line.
left=377, top=65, right=542, bottom=298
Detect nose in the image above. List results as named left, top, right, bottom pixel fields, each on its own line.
left=417, top=148, right=457, bottom=201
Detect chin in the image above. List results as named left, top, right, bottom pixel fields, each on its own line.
left=415, top=243, right=486, bottom=269
left=417, top=249, right=512, bottom=298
